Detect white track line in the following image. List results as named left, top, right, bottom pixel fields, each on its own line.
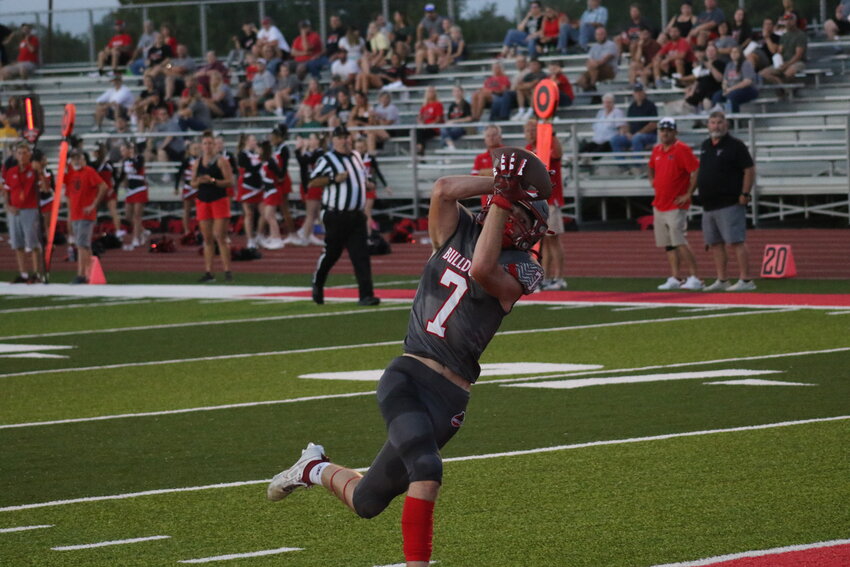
left=0, top=392, right=376, bottom=430
left=2, top=415, right=846, bottom=513
left=649, top=538, right=850, bottom=567
left=0, top=299, right=166, bottom=314
left=179, top=547, right=303, bottom=563
left=0, top=306, right=411, bottom=341
left=0, top=524, right=53, bottom=533
left=52, top=535, right=170, bottom=550
left=0, top=309, right=787, bottom=380
left=3, top=346, right=845, bottom=430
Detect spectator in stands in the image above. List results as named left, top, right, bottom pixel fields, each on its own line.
left=730, top=8, right=752, bottom=47
left=259, top=43, right=283, bottom=77
left=652, top=25, right=694, bottom=87
left=365, top=20, right=391, bottom=69
left=129, top=20, right=159, bottom=75
left=315, top=75, right=346, bottom=124
left=534, top=6, right=562, bottom=55
left=93, top=75, right=135, bottom=133
left=160, top=23, right=178, bottom=53
left=775, top=0, right=806, bottom=33
left=499, top=1, right=543, bottom=58
left=689, top=0, right=725, bottom=42
left=177, top=79, right=213, bottom=131
left=693, top=110, right=756, bottom=291
left=355, top=51, right=407, bottom=94
left=470, top=62, right=511, bottom=121
left=512, top=57, right=547, bottom=120
left=579, top=93, right=625, bottom=156
left=666, top=1, right=697, bottom=39
left=143, top=32, right=173, bottom=81
left=292, top=20, right=324, bottom=80
left=629, top=27, right=663, bottom=87
left=440, top=85, right=472, bottom=149
left=239, top=58, right=275, bottom=117
left=415, top=85, right=444, bottom=156
left=560, top=0, right=609, bottom=52
left=194, top=51, right=229, bottom=92
left=576, top=27, right=619, bottom=92
left=229, top=22, right=258, bottom=68
left=490, top=54, right=528, bottom=120
left=616, top=4, right=654, bottom=54
left=825, top=0, right=850, bottom=40
left=647, top=117, right=703, bottom=291
left=548, top=61, right=575, bottom=107
left=132, top=74, right=163, bottom=129
left=437, top=24, right=466, bottom=70
left=525, top=117, right=567, bottom=291
left=265, top=64, right=301, bottom=119
left=759, top=13, right=807, bottom=96
left=677, top=43, right=724, bottom=112
left=416, top=4, right=446, bottom=45
left=3, top=142, right=46, bottom=283
left=322, top=14, right=348, bottom=67
left=107, top=115, right=132, bottom=163
left=415, top=27, right=441, bottom=74
left=471, top=124, right=503, bottom=180
left=95, top=19, right=133, bottom=76
left=711, top=46, right=758, bottom=112
left=746, top=18, right=780, bottom=72
left=391, top=11, right=414, bottom=59
left=0, top=23, right=11, bottom=69
left=0, top=23, right=38, bottom=80
left=610, top=83, right=658, bottom=168
left=332, top=89, right=354, bottom=125
left=339, top=28, right=366, bottom=65
left=164, top=44, right=197, bottom=100
left=257, top=16, right=290, bottom=59
left=150, top=105, right=186, bottom=165
left=330, top=49, right=359, bottom=87
left=347, top=90, right=372, bottom=133
left=207, top=70, right=237, bottom=118
left=713, top=21, right=739, bottom=62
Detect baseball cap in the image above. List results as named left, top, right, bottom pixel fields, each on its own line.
left=632, top=82, right=644, bottom=91
left=299, top=19, right=312, bottom=28
left=424, top=3, right=436, bottom=11
left=261, top=16, right=272, bottom=24
left=69, top=148, right=84, bottom=157
left=114, top=19, right=125, bottom=27
left=332, top=125, right=350, bottom=138
left=658, top=117, right=677, bottom=131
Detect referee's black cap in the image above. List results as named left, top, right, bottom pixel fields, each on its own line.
left=332, top=125, right=350, bottom=138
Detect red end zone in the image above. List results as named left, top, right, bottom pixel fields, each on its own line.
left=251, top=288, right=850, bottom=309
left=654, top=540, right=850, bottom=567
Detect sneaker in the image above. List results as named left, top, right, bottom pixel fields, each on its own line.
left=307, top=234, right=325, bottom=246
left=727, top=279, right=757, bottom=291
left=312, top=283, right=324, bottom=305
left=26, top=273, right=44, bottom=284
left=283, top=233, right=307, bottom=246
left=115, top=229, right=127, bottom=238
left=11, top=274, right=27, bottom=284
left=262, top=237, right=285, bottom=250
left=70, top=275, right=88, bottom=285
left=681, top=275, right=704, bottom=291
left=198, top=272, right=215, bottom=283
left=511, top=108, right=528, bottom=121
left=704, top=279, right=731, bottom=291
left=523, top=107, right=535, bottom=120
left=358, top=296, right=381, bottom=306
left=267, top=442, right=329, bottom=501
left=131, top=238, right=141, bottom=247
left=657, top=277, right=682, bottom=291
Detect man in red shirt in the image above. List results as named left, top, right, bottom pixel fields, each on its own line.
left=647, top=117, right=702, bottom=291
left=97, top=20, right=134, bottom=76
left=291, top=20, right=324, bottom=79
left=652, top=26, right=694, bottom=86
left=64, top=149, right=108, bottom=284
left=0, top=23, right=39, bottom=80
left=3, top=142, right=48, bottom=282
left=470, top=62, right=511, bottom=121
left=470, top=124, right=503, bottom=207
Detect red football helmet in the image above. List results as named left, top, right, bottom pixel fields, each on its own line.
left=478, top=195, right=549, bottom=251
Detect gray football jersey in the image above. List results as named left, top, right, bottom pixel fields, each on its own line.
left=403, top=208, right=541, bottom=383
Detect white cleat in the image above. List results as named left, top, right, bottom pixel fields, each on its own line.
left=307, top=234, right=325, bottom=246
left=267, top=442, right=328, bottom=502
left=704, top=279, right=732, bottom=292
left=657, top=276, right=681, bottom=291
left=727, top=279, right=757, bottom=291
left=282, top=234, right=306, bottom=246
left=262, top=237, right=285, bottom=250
left=680, top=275, right=704, bottom=291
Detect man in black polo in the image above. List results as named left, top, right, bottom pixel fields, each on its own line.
left=309, top=125, right=380, bottom=306
left=690, top=110, right=756, bottom=291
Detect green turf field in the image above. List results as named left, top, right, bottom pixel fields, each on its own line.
left=1, top=290, right=848, bottom=566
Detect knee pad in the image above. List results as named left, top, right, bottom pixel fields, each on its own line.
left=408, top=452, right=443, bottom=484
left=352, top=484, right=391, bottom=520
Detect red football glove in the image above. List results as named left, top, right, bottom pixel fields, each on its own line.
left=492, top=152, right=536, bottom=202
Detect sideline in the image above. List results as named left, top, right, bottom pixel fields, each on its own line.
left=2, top=415, right=846, bottom=513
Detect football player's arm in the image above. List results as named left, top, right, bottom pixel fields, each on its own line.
left=469, top=205, right=523, bottom=310
left=428, top=175, right=493, bottom=251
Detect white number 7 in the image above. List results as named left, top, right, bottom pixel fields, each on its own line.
left=426, top=268, right=469, bottom=338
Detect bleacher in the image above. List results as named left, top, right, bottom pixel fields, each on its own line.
left=3, top=34, right=850, bottom=227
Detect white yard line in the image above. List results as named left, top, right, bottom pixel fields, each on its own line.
left=0, top=298, right=170, bottom=314
left=649, top=538, right=850, bottom=567
left=0, top=306, right=411, bottom=341
left=0, top=524, right=53, bottom=533
left=2, top=415, right=846, bottom=513
left=2, top=346, right=846, bottom=430
left=0, top=309, right=788, bottom=380
left=178, top=547, right=303, bottom=563
left=52, top=535, right=170, bottom=550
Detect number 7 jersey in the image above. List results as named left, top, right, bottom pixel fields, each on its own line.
left=403, top=207, right=543, bottom=384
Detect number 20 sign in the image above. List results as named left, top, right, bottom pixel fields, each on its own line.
left=761, top=244, right=797, bottom=278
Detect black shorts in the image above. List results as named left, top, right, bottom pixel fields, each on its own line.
left=351, top=356, right=470, bottom=519
left=833, top=17, right=850, bottom=34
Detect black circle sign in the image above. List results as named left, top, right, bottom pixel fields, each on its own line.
left=533, top=79, right=559, bottom=120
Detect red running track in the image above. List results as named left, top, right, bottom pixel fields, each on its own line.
left=3, top=229, right=848, bottom=279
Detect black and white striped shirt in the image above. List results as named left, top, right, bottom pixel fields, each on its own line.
left=310, top=150, right=368, bottom=211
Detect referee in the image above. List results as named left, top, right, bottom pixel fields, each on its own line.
left=309, top=125, right=380, bottom=306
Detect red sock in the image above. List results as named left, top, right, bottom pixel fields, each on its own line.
left=402, top=496, right=435, bottom=563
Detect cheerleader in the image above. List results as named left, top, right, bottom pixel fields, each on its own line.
left=93, top=142, right=123, bottom=237
left=175, top=140, right=201, bottom=236
left=255, top=140, right=285, bottom=249
left=293, top=132, right=325, bottom=246
left=270, top=125, right=297, bottom=243
left=116, top=141, right=147, bottom=248
left=353, top=136, right=391, bottom=231
left=236, top=134, right=263, bottom=249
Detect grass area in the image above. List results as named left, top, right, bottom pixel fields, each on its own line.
left=0, top=292, right=848, bottom=566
